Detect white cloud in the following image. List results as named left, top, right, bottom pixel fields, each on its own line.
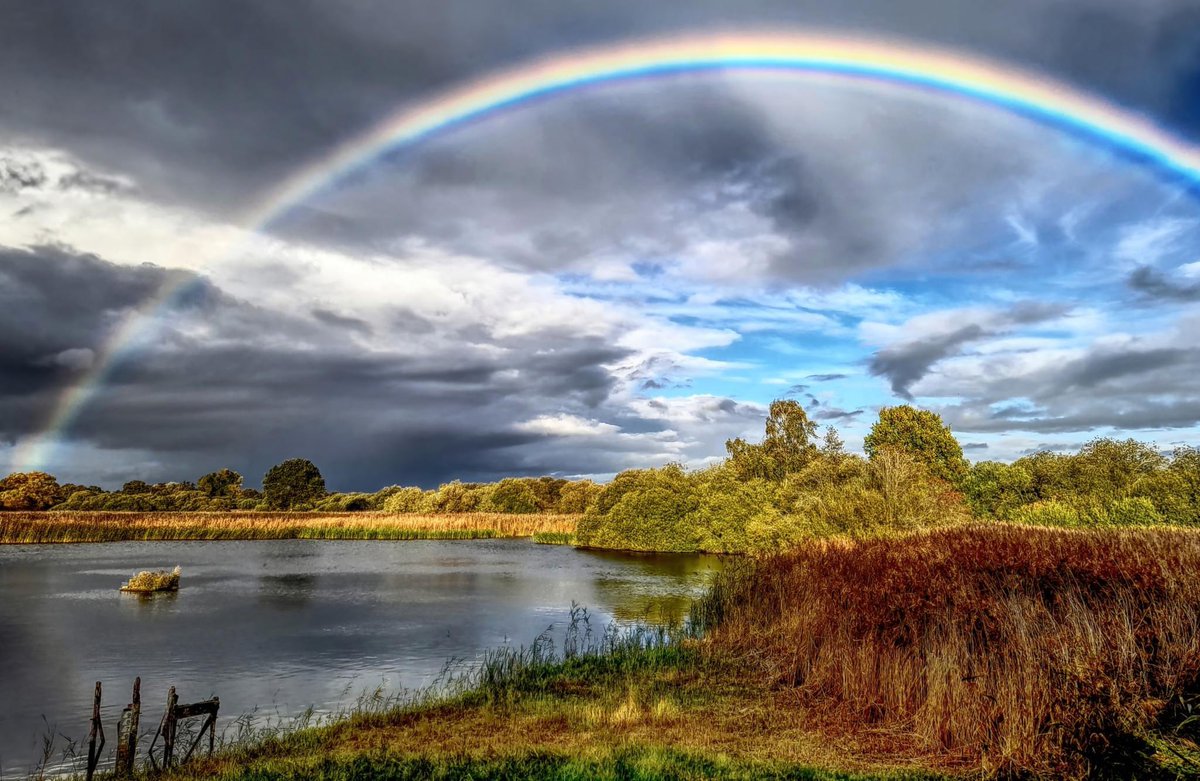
left=515, top=414, right=619, bottom=438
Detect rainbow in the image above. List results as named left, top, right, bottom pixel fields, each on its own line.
left=16, top=30, right=1200, bottom=473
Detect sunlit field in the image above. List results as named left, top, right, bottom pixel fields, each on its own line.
left=0, top=511, right=579, bottom=544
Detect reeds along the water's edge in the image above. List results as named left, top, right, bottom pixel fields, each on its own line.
left=0, top=511, right=580, bottom=543
left=698, top=523, right=1200, bottom=777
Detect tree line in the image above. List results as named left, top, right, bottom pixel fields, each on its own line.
left=577, top=401, right=1200, bottom=551
left=2, top=401, right=1199, bottom=552
left=0, top=457, right=600, bottom=515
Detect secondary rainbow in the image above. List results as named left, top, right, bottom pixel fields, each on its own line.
left=17, top=30, right=1200, bottom=473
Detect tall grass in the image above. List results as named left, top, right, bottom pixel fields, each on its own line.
left=0, top=511, right=579, bottom=544
left=698, top=523, right=1200, bottom=777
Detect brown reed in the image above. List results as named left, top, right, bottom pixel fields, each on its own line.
left=0, top=511, right=579, bottom=544
left=699, top=523, right=1200, bottom=777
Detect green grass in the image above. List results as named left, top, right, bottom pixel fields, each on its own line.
left=133, top=607, right=953, bottom=781
left=207, top=747, right=948, bottom=781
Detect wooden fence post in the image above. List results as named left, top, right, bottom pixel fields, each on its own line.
left=162, top=685, right=178, bottom=768
left=86, top=681, right=105, bottom=781
left=114, top=677, right=140, bottom=777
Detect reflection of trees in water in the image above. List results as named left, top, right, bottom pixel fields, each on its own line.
left=582, top=551, right=726, bottom=623
left=258, top=573, right=316, bottom=608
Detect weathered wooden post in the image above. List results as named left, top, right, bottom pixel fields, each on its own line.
left=162, top=685, right=178, bottom=768
left=114, top=677, right=141, bottom=777
left=86, top=681, right=105, bottom=781
left=209, top=698, right=217, bottom=756
left=146, top=687, right=221, bottom=771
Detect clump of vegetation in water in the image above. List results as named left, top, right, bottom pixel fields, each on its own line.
left=121, top=565, right=181, bottom=593
left=531, top=531, right=574, bottom=545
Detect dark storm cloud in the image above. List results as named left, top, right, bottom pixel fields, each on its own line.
left=311, top=307, right=373, bottom=335
left=868, top=302, right=1070, bottom=399
left=815, top=407, right=863, bottom=421
left=5, top=1, right=1200, bottom=478
left=1128, top=265, right=1200, bottom=302
left=806, top=373, right=847, bottom=382
left=1, top=1, right=1198, bottom=232
left=56, top=169, right=128, bottom=194
left=869, top=324, right=987, bottom=400
left=936, top=339, right=1200, bottom=435
left=0, top=245, right=646, bottom=488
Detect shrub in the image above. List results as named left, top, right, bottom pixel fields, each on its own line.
left=962, top=460, right=1033, bottom=519
left=1010, top=499, right=1082, bottom=527
left=685, top=464, right=772, bottom=553
left=483, top=478, right=540, bottom=514
left=1105, top=496, right=1163, bottom=526
left=576, top=465, right=698, bottom=552
left=382, top=486, right=428, bottom=513
left=555, top=480, right=602, bottom=514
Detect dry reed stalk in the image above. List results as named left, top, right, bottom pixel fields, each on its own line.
left=703, top=524, right=1200, bottom=777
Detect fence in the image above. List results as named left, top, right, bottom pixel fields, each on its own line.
left=86, top=677, right=219, bottom=780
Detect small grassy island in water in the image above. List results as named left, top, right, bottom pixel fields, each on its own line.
left=120, top=565, right=181, bottom=593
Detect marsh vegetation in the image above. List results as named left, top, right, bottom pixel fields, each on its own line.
left=0, top=511, right=577, bottom=544
left=5, top=401, right=1200, bottom=778
left=127, top=525, right=1200, bottom=780
left=120, top=564, right=181, bottom=593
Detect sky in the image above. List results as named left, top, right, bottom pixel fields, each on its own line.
left=2, top=1, right=1200, bottom=490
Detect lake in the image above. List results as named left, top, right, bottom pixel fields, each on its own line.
left=0, top=539, right=722, bottom=776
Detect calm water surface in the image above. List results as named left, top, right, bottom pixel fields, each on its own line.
left=0, top=539, right=721, bottom=775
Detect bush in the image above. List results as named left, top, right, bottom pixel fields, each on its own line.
left=1104, top=496, right=1163, bottom=526
left=382, top=486, right=428, bottom=513
left=962, top=460, right=1033, bottom=519
left=483, top=478, right=540, bottom=514
left=555, top=480, right=601, bottom=514
left=685, top=465, right=772, bottom=553
left=1010, top=499, right=1082, bottom=527
left=576, top=465, right=698, bottom=552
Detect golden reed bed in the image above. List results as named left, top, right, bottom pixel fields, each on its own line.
left=0, top=511, right=580, bottom=544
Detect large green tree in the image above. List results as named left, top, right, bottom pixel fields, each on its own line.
left=863, top=405, right=968, bottom=486
left=262, top=459, right=326, bottom=509
left=726, top=399, right=819, bottom=481
left=198, top=468, right=243, bottom=498
left=0, top=471, right=66, bottom=510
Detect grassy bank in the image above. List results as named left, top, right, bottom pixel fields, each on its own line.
left=137, top=524, right=1200, bottom=781
left=0, top=511, right=579, bottom=544
left=151, top=619, right=946, bottom=781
